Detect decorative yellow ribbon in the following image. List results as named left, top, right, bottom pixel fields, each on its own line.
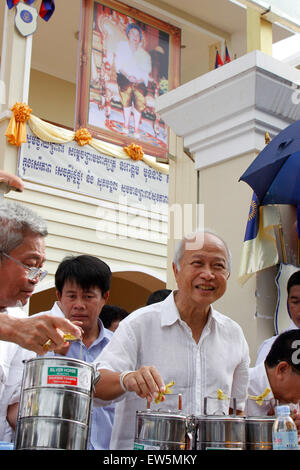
left=123, top=143, right=144, bottom=161
left=5, top=102, right=32, bottom=146
left=4, top=106, right=168, bottom=173
left=28, top=114, right=168, bottom=172
left=248, top=387, right=271, bottom=406
left=155, top=380, right=175, bottom=404
left=216, top=389, right=229, bottom=400
left=74, top=128, right=92, bottom=147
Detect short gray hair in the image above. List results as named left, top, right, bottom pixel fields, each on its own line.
left=0, top=199, right=48, bottom=254
left=173, top=228, right=232, bottom=273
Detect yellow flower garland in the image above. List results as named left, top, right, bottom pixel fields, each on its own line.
left=5, top=102, right=32, bottom=147
left=123, top=143, right=144, bottom=161
left=74, top=128, right=92, bottom=146
left=5, top=103, right=169, bottom=174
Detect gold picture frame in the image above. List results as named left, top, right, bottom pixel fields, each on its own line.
left=75, top=0, right=181, bottom=159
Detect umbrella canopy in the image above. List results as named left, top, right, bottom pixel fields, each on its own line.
left=239, top=119, right=300, bottom=205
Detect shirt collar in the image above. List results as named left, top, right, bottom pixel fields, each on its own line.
left=51, top=301, right=65, bottom=317
left=96, top=318, right=113, bottom=344
left=160, top=291, right=226, bottom=327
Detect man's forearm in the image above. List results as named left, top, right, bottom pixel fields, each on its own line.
left=94, top=369, right=126, bottom=400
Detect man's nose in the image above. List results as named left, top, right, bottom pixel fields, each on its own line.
left=73, top=298, right=85, bottom=308
left=199, top=266, right=215, bottom=279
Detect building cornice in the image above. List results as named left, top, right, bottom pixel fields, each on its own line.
left=156, top=50, right=300, bottom=169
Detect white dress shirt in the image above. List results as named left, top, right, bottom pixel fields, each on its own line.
left=115, top=41, right=151, bottom=85
left=95, top=292, right=250, bottom=450
left=0, top=307, right=35, bottom=442
left=247, top=361, right=274, bottom=416
left=255, top=321, right=298, bottom=365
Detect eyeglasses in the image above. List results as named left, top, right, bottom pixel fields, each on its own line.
left=1, top=252, right=48, bottom=282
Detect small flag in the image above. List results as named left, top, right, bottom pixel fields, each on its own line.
left=238, top=192, right=280, bottom=284
left=39, top=0, right=55, bottom=21
left=215, top=50, right=224, bottom=69
left=225, top=44, right=231, bottom=63
left=6, top=0, right=34, bottom=8
left=7, top=0, right=55, bottom=22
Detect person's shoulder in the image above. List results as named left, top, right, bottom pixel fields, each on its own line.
left=6, top=306, right=28, bottom=318
left=124, top=303, right=159, bottom=321
left=212, top=308, right=243, bottom=331
left=31, top=302, right=61, bottom=318
left=120, top=300, right=167, bottom=326
left=259, top=335, right=277, bottom=347
left=256, top=335, right=277, bottom=362
left=102, top=325, right=114, bottom=340
left=249, top=360, right=264, bottom=376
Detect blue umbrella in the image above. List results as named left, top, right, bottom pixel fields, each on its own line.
left=239, top=119, right=300, bottom=205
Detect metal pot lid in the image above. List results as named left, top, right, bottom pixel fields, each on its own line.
left=245, top=416, right=275, bottom=422
left=136, top=409, right=189, bottom=419
left=24, top=355, right=94, bottom=370
left=197, top=415, right=245, bottom=421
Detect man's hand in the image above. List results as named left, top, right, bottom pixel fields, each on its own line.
left=94, top=366, right=165, bottom=402
left=122, top=365, right=165, bottom=402
left=0, top=170, right=24, bottom=192
left=3, top=313, right=82, bottom=355
left=291, top=409, right=300, bottom=434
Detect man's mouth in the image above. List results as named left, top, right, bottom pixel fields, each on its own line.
left=195, top=285, right=214, bottom=291
left=70, top=314, right=88, bottom=320
left=22, top=290, right=34, bottom=297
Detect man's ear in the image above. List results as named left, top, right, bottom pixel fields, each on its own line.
left=103, top=291, right=109, bottom=303
left=56, top=290, right=61, bottom=302
left=172, top=261, right=178, bottom=277
left=276, top=361, right=290, bottom=378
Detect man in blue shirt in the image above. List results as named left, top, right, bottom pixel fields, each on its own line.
left=39, top=254, right=114, bottom=450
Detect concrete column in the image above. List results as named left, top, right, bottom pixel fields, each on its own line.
left=0, top=3, right=33, bottom=173
left=246, top=7, right=272, bottom=55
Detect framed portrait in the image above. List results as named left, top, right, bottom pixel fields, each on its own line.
left=76, top=0, right=181, bottom=159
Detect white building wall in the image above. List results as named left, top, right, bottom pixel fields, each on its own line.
left=7, top=182, right=167, bottom=285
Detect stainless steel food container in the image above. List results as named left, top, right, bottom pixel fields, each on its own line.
left=134, top=409, right=195, bottom=450
left=14, top=356, right=96, bottom=450
left=245, top=417, right=275, bottom=450
left=195, top=397, right=246, bottom=450
left=195, top=414, right=246, bottom=450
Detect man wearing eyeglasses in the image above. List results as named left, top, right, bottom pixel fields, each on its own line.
left=0, top=198, right=82, bottom=352
left=0, top=197, right=82, bottom=442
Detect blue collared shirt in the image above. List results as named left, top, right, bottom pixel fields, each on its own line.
left=41, top=302, right=115, bottom=450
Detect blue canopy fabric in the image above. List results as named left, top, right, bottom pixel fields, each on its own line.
left=239, top=119, right=300, bottom=205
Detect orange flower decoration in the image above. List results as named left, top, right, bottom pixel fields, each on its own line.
left=5, top=102, right=32, bottom=146
left=123, top=143, right=144, bottom=161
left=74, top=128, right=92, bottom=146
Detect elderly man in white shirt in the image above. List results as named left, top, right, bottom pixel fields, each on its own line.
left=94, top=230, right=250, bottom=450
left=256, top=270, right=300, bottom=365
left=248, top=329, right=300, bottom=429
